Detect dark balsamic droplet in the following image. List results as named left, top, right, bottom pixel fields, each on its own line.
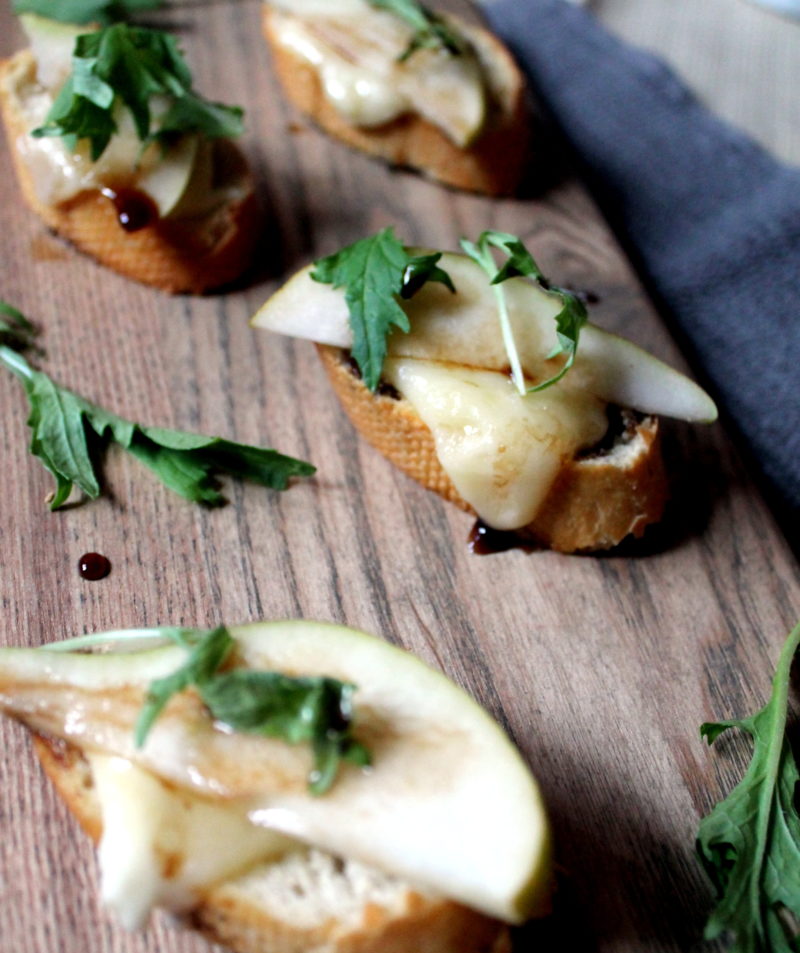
left=467, top=520, right=534, bottom=556
left=101, top=187, right=157, bottom=232
left=78, top=552, right=111, bottom=581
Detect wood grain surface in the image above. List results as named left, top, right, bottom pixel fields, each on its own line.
left=0, top=2, right=798, bottom=952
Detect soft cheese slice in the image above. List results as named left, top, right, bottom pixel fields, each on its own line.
left=383, top=357, right=608, bottom=529
left=0, top=622, right=551, bottom=924
left=267, top=1, right=487, bottom=147
left=90, top=753, right=297, bottom=929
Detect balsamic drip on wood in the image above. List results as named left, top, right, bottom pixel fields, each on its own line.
left=467, top=520, right=534, bottom=555
left=78, top=552, right=111, bottom=580
left=101, top=187, right=158, bottom=232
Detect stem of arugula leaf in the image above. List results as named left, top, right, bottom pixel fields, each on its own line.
left=0, top=345, right=34, bottom=382
left=753, top=619, right=800, bottom=918
left=465, top=243, right=527, bottom=396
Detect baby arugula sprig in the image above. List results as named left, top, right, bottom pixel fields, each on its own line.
left=698, top=619, right=800, bottom=953
left=366, top=0, right=463, bottom=60
left=32, top=22, right=244, bottom=160
left=311, top=227, right=455, bottom=393
left=0, top=303, right=314, bottom=509
left=460, top=230, right=588, bottom=396
left=311, top=228, right=587, bottom=396
left=49, top=625, right=370, bottom=795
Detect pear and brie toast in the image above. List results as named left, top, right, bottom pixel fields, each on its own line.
left=0, top=622, right=552, bottom=953
left=252, top=233, right=718, bottom=553
left=0, top=16, right=258, bottom=292
left=263, top=0, right=530, bottom=195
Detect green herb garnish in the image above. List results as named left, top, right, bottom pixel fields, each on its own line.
left=13, top=0, right=161, bottom=26
left=366, top=0, right=463, bottom=61
left=460, top=230, right=588, bottom=395
left=135, top=626, right=370, bottom=795
left=0, top=301, right=38, bottom=348
left=697, top=619, right=800, bottom=952
left=0, top=305, right=314, bottom=509
left=311, top=227, right=454, bottom=392
left=32, top=23, right=243, bottom=160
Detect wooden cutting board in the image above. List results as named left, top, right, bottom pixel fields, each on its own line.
left=0, top=2, right=798, bottom=951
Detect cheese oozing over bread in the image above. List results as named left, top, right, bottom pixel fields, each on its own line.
left=382, top=358, right=608, bottom=529
left=266, top=0, right=487, bottom=147
left=90, top=753, right=298, bottom=929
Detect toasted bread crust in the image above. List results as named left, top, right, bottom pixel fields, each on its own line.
left=0, top=50, right=259, bottom=293
left=317, top=345, right=669, bottom=552
left=262, top=8, right=530, bottom=196
left=33, top=734, right=511, bottom=953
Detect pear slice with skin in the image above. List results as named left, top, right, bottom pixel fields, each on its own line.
left=19, top=13, right=85, bottom=91
left=0, top=621, right=552, bottom=925
left=251, top=252, right=718, bottom=423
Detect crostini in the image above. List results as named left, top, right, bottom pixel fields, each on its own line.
left=0, top=622, right=552, bottom=953
left=252, top=229, right=718, bottom=553
left=262, top=0, right=530, bottom=195
left=0, top=15, right=258, bottom=292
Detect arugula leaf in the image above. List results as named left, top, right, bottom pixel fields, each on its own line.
left=366, top=0, right=463, bottom=60
left=135, top=627, right=370, bottom=794
left=32, top=24, right=243, bottom=160
left=0, top=328, right=314, bottom=510
left=311, top=228, right=454, bottom=392
left=135, top=626, right=233, bottom=746
left=460, top=230, right=588, bottom=396
left=697, top=619, right=800, bottom=953
left=0, top=301, right=37, bottom=349
left=13, top=0, right=161, bottom=25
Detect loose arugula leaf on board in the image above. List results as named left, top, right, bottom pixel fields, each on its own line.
left=13, top=0, right=161, bottom=25
left=311, top=228, right=454, bottom=392
left=0, top=301, right=37, bottom=349
left=33, top=24, right=243, bottom=160
left=460, top=230, right=588, bottom=396
left=0, top=328, right=314, bottom=510
left=697, top=619, right=800, bottom=953
left=135, top=627, right=370, bottom=795
left=366, top=0, right=462, bottom=60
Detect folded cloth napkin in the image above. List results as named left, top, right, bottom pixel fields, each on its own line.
left=479, top=0, right=800, bottom=541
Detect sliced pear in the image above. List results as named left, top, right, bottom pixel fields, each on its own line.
left=251, top=262, right=352, bottom=346
left=395, top=45, right=486, bottom=148
left=0, top=621, right=552, bottom=924
left=135, top=134, right=201, bottom=219
left=19, top=12, right=86, bottom=91
left=251, top=252, right=718, bottom=423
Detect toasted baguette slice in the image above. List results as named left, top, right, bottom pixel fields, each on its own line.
left=0, top=49, right=259, bottom=293
left=317, top=345, right=669, bottom=553
left=33, top=734, right=511, bottom=953
left=262, top=6, right=530, bottom=196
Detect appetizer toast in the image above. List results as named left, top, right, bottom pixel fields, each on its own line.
left=263, top=0, right=530, bottom=195
left=0, top=622, right=552, bottom=953
left=0, top=18, right=258, bottom=292
left=252, top=233, right=717, bottom=552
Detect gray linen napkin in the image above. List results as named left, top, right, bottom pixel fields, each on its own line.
left=479, top=0, right=800, bottom=541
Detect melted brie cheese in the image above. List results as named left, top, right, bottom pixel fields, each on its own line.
left=89, top=753, right=297, bottom=929
left=268, top=2, right=486, bottom=147
left=382, top=358, right=608, bottom=530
